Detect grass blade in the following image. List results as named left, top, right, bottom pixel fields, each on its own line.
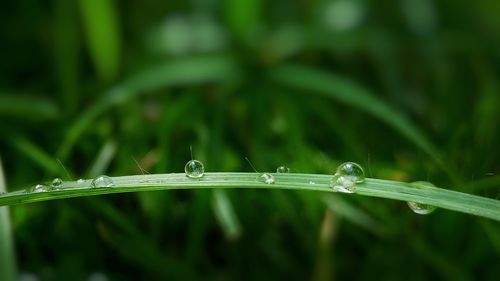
left=57, top=55, right=238, bottom=159
left=1, top=173, right=498, bottom=221
left=269, top=64, right=456, bottom=179
left=0, top=157, right=17, bottom=281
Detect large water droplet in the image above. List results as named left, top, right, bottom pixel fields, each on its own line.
left=91, top=175, right=114, bottom=188
left=51, top=178, right=63, bottom=189
left=336, top=162, right=365, bottom=183
left=276, top=166, right=290, bottom=173
left=407, top=181, right=437, bottom=215
left=258, top=173, right=275, bottom=184
left=185, top=160, right=205, bottom=178
left=330, top=162, right=365, bottom=193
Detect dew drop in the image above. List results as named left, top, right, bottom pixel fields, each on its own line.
left=185, top=160, right=205, bottom=178
left=407, top=201, right=436, bottom=215
left=407, top=181, right=437, bottom=215
left=91, top=175, right=114, bottom=188
left=51, top=178, right=63, bottom=189
left=258, top=173, right=275, bottom=184
left=276, top=166, right=290, bottom=173
left=330, top=162, right=365, bottom=193
left=309, top=181, right=316, bottom=185
left=335, top=162, right=365, bottom=183
left=26, top=184, right=47, bottom=193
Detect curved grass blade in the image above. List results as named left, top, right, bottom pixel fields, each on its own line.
left=1, top=173, right=498, bottom=221
left=57, top=55, right=238, bottom=159
left=269, top=64, right=456, bottom=180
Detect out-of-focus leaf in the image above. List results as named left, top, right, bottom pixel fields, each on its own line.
left=0, top=157, right=17, bottom=281
left=270, top=64, right=455, bottom=180
left=58, top=55, right=239, bottom=159
left=212, top=189, right=241, bottom=240
left=78, top=0, right=121, bottom=81
left=0, top=95, right=59, bottom=120
left=9, top=137, right=60, bottom=175
left=322, top=194, right=385, bottom=236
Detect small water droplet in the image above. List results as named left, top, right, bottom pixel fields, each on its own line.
left=276, top=166, right=290, bottom=173
left=258, top=173, right=275, bottom=184
left=185, top=160, right=205, bottom=178
left=407, top=201, right=436, bottom=215
left=91, top=175, right=114, bottom=188
left=407, top=181, right=437, bottom=215
left=330, top=162, right=365, bottom=193
left=26, top=184, right=47, bottom=193
left=51, top=178, right=63, bottom=189
left=309, top=181, right=316, bottom=185
left=77, top=179, right=85, bottom=183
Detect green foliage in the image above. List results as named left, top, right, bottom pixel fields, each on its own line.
left=1, top=0, right=499, bottom=280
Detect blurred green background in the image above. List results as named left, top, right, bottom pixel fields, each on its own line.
left=1, top=0, right=500, bottom=280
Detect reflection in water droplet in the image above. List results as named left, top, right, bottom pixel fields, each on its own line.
left=276, top=166, right=290, bottom=173
left=336, top=162, right=365, bottom=183
left=185, top=160, right=205, bottom=178
left=309, top=181, right=316, bottom=185
left=407, top=181, right=437, bottom=215
left=330, top=174, right=356, bottom=193
left=330, top=162, right=365, bottom=193
left=259, top=173, right=275, bottom=184
left=51, top=178, right=63, bottom=189
left=91, top=175, right=114, bottom=188
left=77, top=179, right=85, bottom=183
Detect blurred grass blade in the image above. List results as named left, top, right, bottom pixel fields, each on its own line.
left=212, top=189, right=241, bottom=239
left=10, top=136, right=60, bottom=175
left=0, top=94, right=59, bottom=121
left=224, top=0, right=261, bottom=39
left=270, top=64, right=454, bottom=178
left=0, top=157, right=17, bottom=281
left=78, top=0, right=121, bottom=81
left=1, top=173, right=499, bottom=221
left=322, top=194, right=385, bottom=236
left=87, top=140, right=117, bottom=177
left=54, top=0, right=80, bottom=113
left=58, top=55, right=238, bottom=159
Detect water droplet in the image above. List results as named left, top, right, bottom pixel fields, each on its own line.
left=309, top=181, right=316, bottom=185
left=276, top=166, right=290, bottom=173
left=330, top=162, right=365, bottom=193
left=91, top=175, right=114, bottom=188
left=185, top=160, right=204, bottom=178
left=335, top=162, right=365, bottom=183
left=407, top=201, right=436, bottom=215
left=26, top=184, right=47, bottom=193
left=407, top=181, right=437, bottom=215
left=258, top=173, right=275, bottom=184
left=77, top=179, right=85, bottom=183
left=51, top=178, right=63, bottom=189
